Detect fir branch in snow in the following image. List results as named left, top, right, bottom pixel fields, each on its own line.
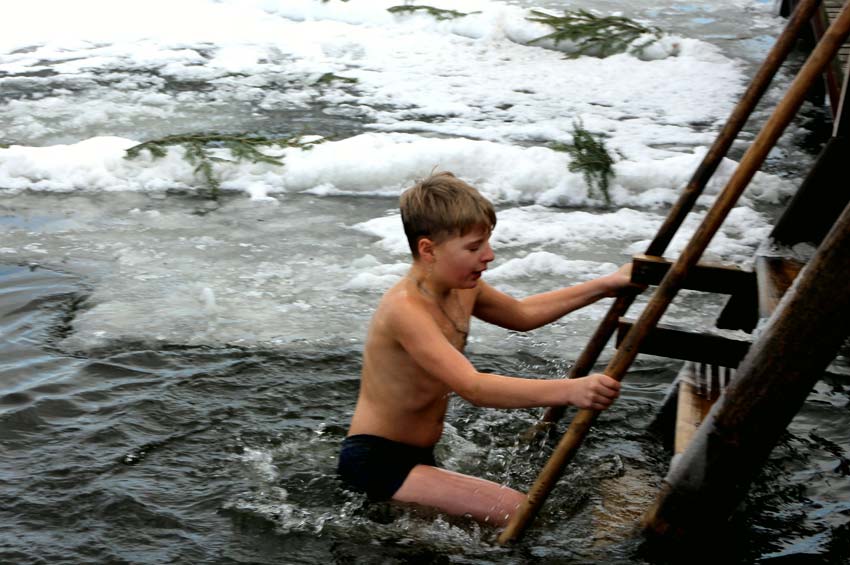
left=527, top=9, right=662, bottom=58
left=125, top=133, right=324, bottom=199
left=387, top=5, right=478, bottom=20
left=551, top=121, right=615, bottom=206
left=315, top=72, right=358, bottom=85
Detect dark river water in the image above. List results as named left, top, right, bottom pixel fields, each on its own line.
left=2, top=263, right=849, bottom=564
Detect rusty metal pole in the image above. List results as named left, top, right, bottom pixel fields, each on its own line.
left=500, top=2, right=850, bottom=544
left=539, top=0, right=823, bottom=426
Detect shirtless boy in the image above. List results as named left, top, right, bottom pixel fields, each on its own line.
left=338, top=171, right=632, bottom=527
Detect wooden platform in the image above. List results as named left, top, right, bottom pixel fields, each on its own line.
left=820, top=0, right=849, bottom=116
left=782, top=0, right=850, bottom=121
left=827, top=1, right=849, bottom=72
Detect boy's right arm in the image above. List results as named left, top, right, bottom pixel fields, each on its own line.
left=389, top=294, right=620, bottom=410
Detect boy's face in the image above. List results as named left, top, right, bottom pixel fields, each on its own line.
left=433, top=226, right=494, bottom=289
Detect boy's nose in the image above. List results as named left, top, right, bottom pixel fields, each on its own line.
left=482, top=244, right=495, bottom=263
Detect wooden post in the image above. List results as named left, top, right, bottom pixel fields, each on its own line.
left=768, top=136, right=850, bottom=246
left=499, top=3, right=850, bottom=545
left=642, top=197, right=850, bottom=540
left=835, top=56, right=850, bottom=136
left=770, top=57, right=849, bottom=246
left=538, top=0, right=823, bottom=426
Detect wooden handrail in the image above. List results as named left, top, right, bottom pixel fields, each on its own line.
left=538, top=0, right=824, bottom=426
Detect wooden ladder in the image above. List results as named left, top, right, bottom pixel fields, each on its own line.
left=498, top=0, right=850, bottom=545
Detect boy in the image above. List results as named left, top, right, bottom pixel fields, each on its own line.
left=338, top=171, right=632, bottom=527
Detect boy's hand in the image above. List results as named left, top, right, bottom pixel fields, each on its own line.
left=610, top=263, right=633, bottom=292
left=605, top=263, right=646, bottom=297
left=568, top=373, right=621, bottom=410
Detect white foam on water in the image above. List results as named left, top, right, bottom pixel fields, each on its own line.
left=0, top=133, right=795, bottom=207
left=2, top=0, right=769, bottom=151
left=352, top=203, right=774, bottom=265
left=0, top=0, right=797, bottom=352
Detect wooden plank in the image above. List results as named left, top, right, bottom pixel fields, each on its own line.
left=675, top=380, right=714, bottom=455
left=755, top=256, right=804, bottom=317
left=769, top=136, right=850, bottom=246
left=835, top=56, right=850, bottom=135
left=813, top=1, right=848, bottom=116
left=656, top=362, right=735, bottom=456
left=785, top=0, right=849, bottom=117
left=631, top=254, right=755, bottom=295
left=715, top=289, right=759, bottom=332
left=616, top=318, right=750, bottom=367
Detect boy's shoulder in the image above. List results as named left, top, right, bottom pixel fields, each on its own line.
left=376, top=279, right=425, bottom=322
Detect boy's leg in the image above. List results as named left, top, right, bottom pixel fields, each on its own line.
left=392, top=464, right=526, bottom=527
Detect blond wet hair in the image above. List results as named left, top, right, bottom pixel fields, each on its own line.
left=399, top=172, right=496, bottom=258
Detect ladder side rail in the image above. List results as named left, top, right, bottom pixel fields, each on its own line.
left=539, top=0, right=823, bottom=425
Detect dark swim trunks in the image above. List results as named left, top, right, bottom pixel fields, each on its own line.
left=337, top=434, right=437, bottom=501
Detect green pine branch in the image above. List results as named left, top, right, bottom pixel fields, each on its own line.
left=315, top=72, right=357, bottom=85
left=125, top=133, right=324, bottom=199
left=387, top=5, right=479, bottom=20
left=527, top=9, right=662, bottom=58
left=551, top=121, right=615, bottom=206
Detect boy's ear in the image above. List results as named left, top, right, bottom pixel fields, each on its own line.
left=418, top=237, right=436, bottom=262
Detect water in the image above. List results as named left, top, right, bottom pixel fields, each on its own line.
left=1, top=1, right=848, bottom=563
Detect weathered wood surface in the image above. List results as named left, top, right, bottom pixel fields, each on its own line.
left=616, top=318, right=750, bottom=367
left=834, top=55, right=850, bottom=135
left=769, top=136, right=850, bottom=246
left=826, top=0, right=850, bottom=70
left=674, top=381, right=714, bottom=456
left=815, top=1, right=848, bottom=115
left=755, top=256, right=804, bottom=317
left=787, top=0, right=850, bottom=116
left=630, top=254, right=754, bottom=295
left=642, top=197, right=850, bottom=541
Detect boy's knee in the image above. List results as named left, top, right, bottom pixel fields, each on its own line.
left=499, top=489, right=526, bottom=513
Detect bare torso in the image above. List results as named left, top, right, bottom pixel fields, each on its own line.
left=347, top=278, right=475, bottom=447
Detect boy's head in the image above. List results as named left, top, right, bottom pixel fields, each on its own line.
left=400, top=171, right=496, bottom=259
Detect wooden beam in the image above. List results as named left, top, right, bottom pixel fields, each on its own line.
left=755, top=255, right=804, bottom=317
left=642, top=197, right=850, bottom=543
left=674, top=362, right=732, bottom=455
left=675, top=381, right=714, bottom=456
left=769, top=135, right=850, bottom=247
left=616, top=318, right=750, bottom=367
left=715, top=290, right=759, bottom=332
left=631, top=254, right=754, bottom=295
left=834, top=56, right=850, bottom=136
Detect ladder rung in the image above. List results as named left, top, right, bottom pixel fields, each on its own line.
left=616, top=317, right=751, bottom=367
left=631, top=254, right=755, bottom=295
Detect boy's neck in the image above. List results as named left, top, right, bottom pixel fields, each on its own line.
left=407, top=264, right=451, bottom=299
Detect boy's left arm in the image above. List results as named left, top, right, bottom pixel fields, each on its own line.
left=473, top=264, right=635, bottom=331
